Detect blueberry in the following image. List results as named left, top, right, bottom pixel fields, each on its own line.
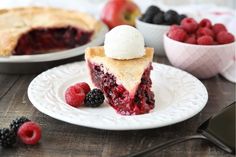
left=164, top=9, right=178, bottom=25
left=177, top=14, right=187, bottom=24
left=142, top=14, right=154, bottom=23
left=145, top=5, right=161, bottom=16
left=152, top=11, right=164, bottom=24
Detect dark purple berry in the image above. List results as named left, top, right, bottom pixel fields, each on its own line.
left=10, top=116, right=30, bottom=134
left=145, top=5, right=161, bottom=16
left=177, top=14, right=187, bottom=24
left=164, top=10, right=178, bottom=25
left=0, top=128, right=16, bottom=147
left=152, top=11, right=165, bottom=24
left=142, top=14, right=153, bottom=23
left=84, top=89, right=105, bottom=107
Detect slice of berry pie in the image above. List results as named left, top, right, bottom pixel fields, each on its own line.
left=0, top=7, right=101, bottom=56
left=85, top=46, right=155, bottom=115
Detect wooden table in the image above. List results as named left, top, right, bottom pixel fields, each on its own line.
left=0, top=56, right=235, bottom=157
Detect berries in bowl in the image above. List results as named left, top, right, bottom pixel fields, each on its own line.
left=136, top=5, right=187, bottom=56
left=164, top=18, right=235, bottom=79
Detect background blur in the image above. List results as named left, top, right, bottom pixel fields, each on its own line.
left=1, top=0, right=235, bottom=35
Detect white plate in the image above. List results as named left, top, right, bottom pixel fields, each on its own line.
left=0, top=23, right=108, bottom=63
left=28, top=62, right=208, bottom=130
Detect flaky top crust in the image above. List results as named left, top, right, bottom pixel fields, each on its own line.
left=0, top=7, right=101, bottom=56
left=85, top=46, right=154, bottom=93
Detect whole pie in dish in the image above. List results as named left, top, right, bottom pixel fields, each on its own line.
left=0, top=7, right=101, bottom=56
left=85, top=46, right=155, bottom=115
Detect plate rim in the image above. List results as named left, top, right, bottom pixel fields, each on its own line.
left=0, top=22, right=108, bottom=63
left=27, top=61, right=208, bottom=130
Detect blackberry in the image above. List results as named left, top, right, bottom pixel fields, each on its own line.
left=142, top=5, right=161, bottom=23
left=177, top=14, right=187, bottom=24
left=152, top=11, right=164, bottom=24
left=164, top=10, right=178, bottom=25
left=0, top=128, right=16, bottom=147
left=10, top=116, right=30, bottom=134
left=84, top=89, right=105, bottom=107
left=142, top=14, right=153, bottom=23
left=145, top=5, right=160, bottom=16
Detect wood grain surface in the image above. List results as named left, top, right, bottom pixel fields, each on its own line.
left=0, top=55, right=235, bottom=157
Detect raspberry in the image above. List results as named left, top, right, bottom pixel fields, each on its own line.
left=17, top=122, right=41, bottom=145
left=185, top=36, right=197, bottom=44
left=84, top=89, right=105, bottom=107
left=199, top=18, right=212, bottom=28
left=196, top=27, right=214, bottom=38
left=212, top=23, right=227, bottom=34
left=217, top=31, right=235, bottom=44
left=181, top=17, right=198, bottom=33
left=65, top=85, right=85, bottom=107
left=213, top=41, right=219, bottom=45
left=169, top=25, right=182, bottom=32
left=10, top=116, right=30, bottom=134
left=197, top=35, right=214, bottom=45
left=74, top=82, right=91, bottom=95
left=168, top=28, right=187, bottom=42
left=0, top=128, right=16, bottom=147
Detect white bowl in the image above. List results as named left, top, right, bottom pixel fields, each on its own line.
left=164, top=34, right=236, bottom=79
left=136, top=18, right=170, bottom=56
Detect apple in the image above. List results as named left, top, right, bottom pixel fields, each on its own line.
left=101, top=0, right=141, bottom=29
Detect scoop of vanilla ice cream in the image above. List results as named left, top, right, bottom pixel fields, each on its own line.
left=104, top=25, right=145, bottom=60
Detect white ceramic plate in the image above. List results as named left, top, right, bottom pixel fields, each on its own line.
left=28, top=62, right=208, bottom=130
left=0, top=23, right=108, bottom=63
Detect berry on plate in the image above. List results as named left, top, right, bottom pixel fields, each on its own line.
left=168, top=28, right=187, bottom=42
left=181, top=18, right=198, bottom=33
left=17, top=121, right=41, bottom=145
left=65, top=85, right=85, bottom=107
left=197, top=35, right=214, bottom=45
left=0, top=128, right=16, bottom=147
left=84, top=89, right=105, bottom=107
left=74, top=82, right=91, bottom=95
left=217, top=31, right=235, bottom=44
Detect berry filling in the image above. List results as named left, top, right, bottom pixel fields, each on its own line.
left=88, top=62, right=155, bottom=115
left=12, top=26, right=93, bottom=55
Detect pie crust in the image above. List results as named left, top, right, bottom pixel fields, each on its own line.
left=85, top=46, right=154, bottom=93
left=0, top=7, right=101, bottom=56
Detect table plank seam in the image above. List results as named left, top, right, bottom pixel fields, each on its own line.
left=0, top=75, right=21, bottom=101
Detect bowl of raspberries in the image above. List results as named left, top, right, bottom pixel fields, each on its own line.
left=136, top=5, right=187, bottom=56
left=164, top=17, right=235, bottom=79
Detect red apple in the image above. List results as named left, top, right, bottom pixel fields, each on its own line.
left=101, top=0, right=141, bottom=29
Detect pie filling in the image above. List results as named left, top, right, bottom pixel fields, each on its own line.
left=12, top=26, right=93, bottom=55
left=88, top=61, right=155, bottom=115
